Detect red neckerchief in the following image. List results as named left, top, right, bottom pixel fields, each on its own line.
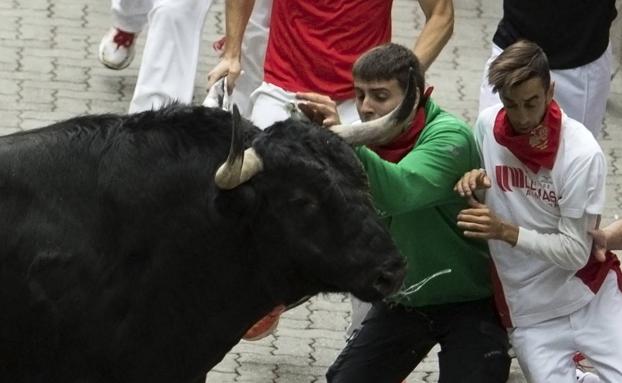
left=369, top=87, right=433, bottom=163
left=493, top=100, right=562, bottom=173
left=575, top=250, right=622, bottom=294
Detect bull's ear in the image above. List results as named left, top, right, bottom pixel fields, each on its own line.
left=214, top=105, right=264, bottom=189
left=214, top=183, right=258, bottom=221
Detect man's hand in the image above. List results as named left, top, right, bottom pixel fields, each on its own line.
left=454, top=168, right=491, bottom=197
left=207, top=57, right=241, bottom=94
left=457, top=197, right=519, bottom=245
left=295, top=92, right=341, bottom=127
left=589, top=228, right=608, bottom=262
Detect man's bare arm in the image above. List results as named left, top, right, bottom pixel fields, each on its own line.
left=599, top=219, right=622, bottom=250
left=207, top=0, right=256, bottom=90
left=414, top=0, right=454, bottom=71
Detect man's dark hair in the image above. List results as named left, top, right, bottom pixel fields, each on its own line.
left=488, top=40, right=551, bottom=94
left=352, top=43, right=425, bottom=107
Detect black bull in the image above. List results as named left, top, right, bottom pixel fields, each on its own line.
left=0, top=106, right=406, bottom=382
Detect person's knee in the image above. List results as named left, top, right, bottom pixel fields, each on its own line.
left=439, top=350, right=510, bottom=383
left=326, top=362, right=373, bottom=383
left=149, top=0, right=199, bottom=27
left=325, top=363, right=340, bottom=383
left=478, top=351, right=511, bottom=382
left=325, top=340, right=353, bottom=383
left=440, top=314, right=511, bottom=382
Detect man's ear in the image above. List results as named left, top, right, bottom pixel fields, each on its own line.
left=547, top=80, right=555, bottom=103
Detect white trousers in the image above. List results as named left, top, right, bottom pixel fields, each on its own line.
left=127, top=0, right=213, bottom=113
left=479, top=44, right=612, bottom=139
left=110, top=0, right=152, bottom=33
left=510, top=271, right=622, bottom=383
left=230, top=0, right=272, bottom=118
left=249, top=82, right=360, bottom=129
left=110, top=0, right=271, bottom=114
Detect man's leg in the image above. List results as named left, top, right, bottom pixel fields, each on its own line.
left=478, top=44, right=503, bottom=113
left=249, top=82, right=297, bottom=129
left=110, top=0, right=152, bottom=33
left=129, top=0, right=214, bottom=113
left=231, top=0, right=272, bottom=118
left=510, top=315, right=576, bottom=382
left=250, top=82, right=360, bottom=129
left=432, top=298, right=510, bottom=383
left=574, top=271, right=622, bottom=382
left=551, top=44, right=612, bottom=139
left=326, top=302, right=436, bottom=383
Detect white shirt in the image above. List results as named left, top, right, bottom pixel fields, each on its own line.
left=476, top=104, right=606, bottom=327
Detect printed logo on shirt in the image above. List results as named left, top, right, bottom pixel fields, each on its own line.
left=495, top=165, right=559, bottom=207
left=529, top=124, right=549, bottom=150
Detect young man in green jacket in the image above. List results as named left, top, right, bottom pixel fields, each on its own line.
left=297, top=43, right=510, bottom=382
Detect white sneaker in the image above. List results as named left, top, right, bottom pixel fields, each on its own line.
left=98, top=27, right=137, bottom=70
left=576, top=369, right=601, bottom=383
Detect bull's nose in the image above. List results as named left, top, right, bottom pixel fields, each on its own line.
left=373, top=259, right=406, bottom=296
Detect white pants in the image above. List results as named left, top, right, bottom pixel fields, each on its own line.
left=127, top=0, right=213, bottom=113
left=479, top=44, right=612, bottom=139
left=230, top=0, right=272, bottom=118
left=110, top=0, right=152, bottom=33
left=111, top=0, right=270, bottom=114
left=250, top=82, right=360, bottom=129
left=510, top=271, right=622, bottom=383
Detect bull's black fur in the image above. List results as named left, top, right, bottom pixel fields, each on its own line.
left=0, top=105, right=405, bottom=383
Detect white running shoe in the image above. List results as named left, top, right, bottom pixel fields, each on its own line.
left=98, top=27, right=137, bottom=70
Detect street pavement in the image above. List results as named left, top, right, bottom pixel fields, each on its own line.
left=1, top=0, right=620, bottom=382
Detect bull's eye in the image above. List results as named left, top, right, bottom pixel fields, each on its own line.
left=288, top=196, right=319, bottom=213
left=289, top=196, right=313, bottom=206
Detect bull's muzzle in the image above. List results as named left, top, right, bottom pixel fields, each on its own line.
left=372, top=257, right=407, bottom=297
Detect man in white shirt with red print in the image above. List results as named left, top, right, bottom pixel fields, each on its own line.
left=455, top=40, right=622, bottom=382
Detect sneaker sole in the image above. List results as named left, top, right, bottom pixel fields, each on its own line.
left=98, top=43, right=135, bottom=71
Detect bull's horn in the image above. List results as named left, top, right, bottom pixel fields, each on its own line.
left=215, top=104, right=264, bottom=190
left=330, top=67, right=419, bottom=146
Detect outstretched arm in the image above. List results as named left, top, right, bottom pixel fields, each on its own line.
left=206, top=0, right=256, bottom=91
left=414, top=0, right=454, bottom=71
